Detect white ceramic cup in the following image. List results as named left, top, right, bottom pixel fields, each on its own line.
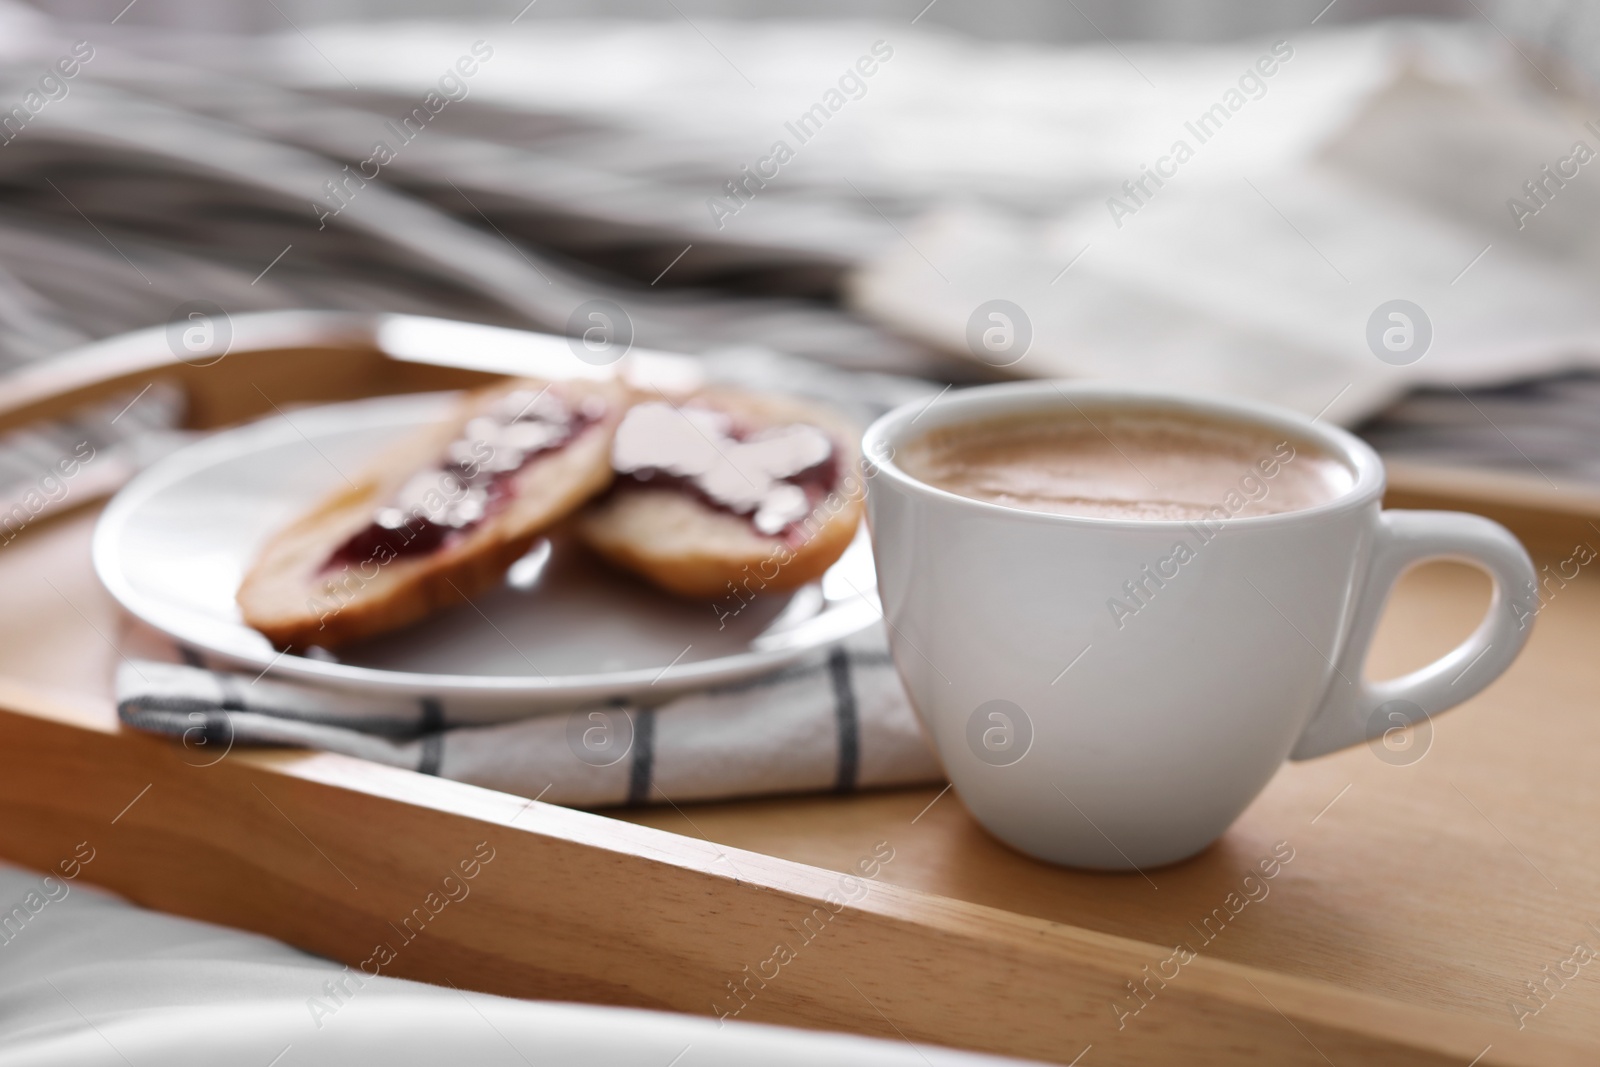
left=862, top=382, right=1538, bottom=869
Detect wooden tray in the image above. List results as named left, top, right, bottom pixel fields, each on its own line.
left=2, top=313, right=1598, bottom=1066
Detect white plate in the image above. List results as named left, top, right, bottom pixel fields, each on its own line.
left=93, top=392, right=879, bottom=720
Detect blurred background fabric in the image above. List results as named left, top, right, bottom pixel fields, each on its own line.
left=1, top=0, right=1598, bottom=484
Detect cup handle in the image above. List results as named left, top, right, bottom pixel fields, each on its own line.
left=1289, top=510, right=1537, bottom=760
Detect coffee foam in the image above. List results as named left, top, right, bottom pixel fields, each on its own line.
left=900, top=408, right=1352, bottom=521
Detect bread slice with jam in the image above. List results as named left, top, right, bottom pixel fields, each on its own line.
left=575, top=388, right=862, bottom=600
left=238, top=378, right=627, bottom=650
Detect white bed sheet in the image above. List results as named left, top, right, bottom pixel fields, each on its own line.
left=0, top=861, right=1029, bottom=1066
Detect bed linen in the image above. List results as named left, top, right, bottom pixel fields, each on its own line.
left=0, top=861, right=1030, bottom=1066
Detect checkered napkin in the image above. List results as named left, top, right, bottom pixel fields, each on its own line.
left=113, top=625, right=943, bottom=808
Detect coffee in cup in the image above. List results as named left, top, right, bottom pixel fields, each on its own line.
left=899, top=408, right=1350, bottom=522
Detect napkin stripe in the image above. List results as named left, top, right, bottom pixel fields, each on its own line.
left=419, top=697, right=443, bottom=733
left=828, top=647, right=859, bottom=793
left=417, top=699, right=445, bottom=772
left=628, top=707, right=657, bottom=805
left=418, top=734, right=443, bottom=776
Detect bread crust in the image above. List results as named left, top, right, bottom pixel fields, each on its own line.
left=237, top=378, right=626, bottom=650
left=576, top=388, right=862, bottom=600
